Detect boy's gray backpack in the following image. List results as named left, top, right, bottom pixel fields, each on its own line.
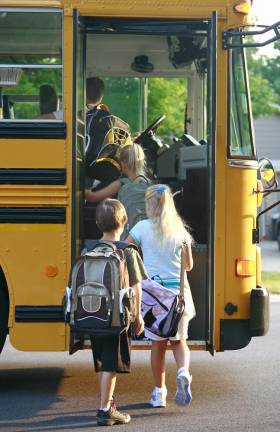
left=67, top=241, right=136, bottom=337
left=118, top=175, right=151, bottom=239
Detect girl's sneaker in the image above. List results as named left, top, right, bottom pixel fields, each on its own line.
left=175, top=373, right=192, bottom=406
left=149, top=387, right=167, bottom=408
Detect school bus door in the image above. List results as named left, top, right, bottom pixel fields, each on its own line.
left=206, top=11, right=217, bottom=354
left=72, top=10, right=86, bottom=261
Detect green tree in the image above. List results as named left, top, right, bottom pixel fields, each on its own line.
left=148, top=77, right=187, bottom=138
left=246, top=47, right=279, bottom=118
left=260, top=41, right=280, bottom=99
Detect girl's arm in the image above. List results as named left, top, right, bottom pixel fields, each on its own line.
left=183, top=243, right=193, bottom=271
left=85, top=179, right=121, bottom=202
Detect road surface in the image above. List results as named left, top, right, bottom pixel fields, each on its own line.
left=0, top=298, right=280, bottom=431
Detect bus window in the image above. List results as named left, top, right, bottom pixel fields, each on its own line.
left=148, top=77, right=187, bottom=140
left=102, top=77, right=145, bottom=133
left=0, top=10, right=62, bottom=121
left=229, top=43, right=255, bottom=158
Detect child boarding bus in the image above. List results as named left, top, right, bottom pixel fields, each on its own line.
left=0, top=0, right=279, bottom=355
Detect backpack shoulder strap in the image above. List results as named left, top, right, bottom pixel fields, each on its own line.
left=84, top=240, right=116, bottom=252
left=114, top=241, right=139, bottom=253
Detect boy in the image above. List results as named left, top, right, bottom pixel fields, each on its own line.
left=88, top=198, right=147, bottom=426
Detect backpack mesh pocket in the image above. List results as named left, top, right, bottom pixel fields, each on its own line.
left=75, top=283, right=112, bottom=329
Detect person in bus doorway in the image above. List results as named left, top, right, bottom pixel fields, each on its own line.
left=85, top=143, right=151, bottom=238
left=126, top=184, right=196, bottom=408
left=87, top=199, right=147, bottom=426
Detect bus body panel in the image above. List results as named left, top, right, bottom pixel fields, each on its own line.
left=10, top=323, right=66, bottom=351
left=225, top=166, right=258, bottom=317
left=0, top=0, right=266, bottom=354
left=0, top=0, right=252, bottom=26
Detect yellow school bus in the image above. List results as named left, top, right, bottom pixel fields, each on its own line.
left=0, top=0, right=279, bottom=355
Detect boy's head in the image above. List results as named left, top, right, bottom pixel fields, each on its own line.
left=86, top=77, right=105, bottom=106
left=96, top=199, right=128, bottom=233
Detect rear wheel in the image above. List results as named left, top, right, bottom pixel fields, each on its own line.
left=0, top=274, right=9, bottom=354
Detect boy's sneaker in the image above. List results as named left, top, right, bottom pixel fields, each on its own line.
left=175, top=373, right=192, bottom=406
left=149, top=387, right=167, bottom=408
left=96, top=406, right=131, bottom=426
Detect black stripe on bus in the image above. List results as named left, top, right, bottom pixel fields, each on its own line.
left=15, top=306, right=65, bottom=322
left=0, top=169, right=66, bottom=185
left=0, top=207, right=66, bottom=223
left=0, top=122, right=66, bottom=139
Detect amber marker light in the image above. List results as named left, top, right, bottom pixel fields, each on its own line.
left=236, top=259, right=255, bottom=277
left=45, top=265, right=59, bottom=277
left=234, top=1, right=250, bottom=15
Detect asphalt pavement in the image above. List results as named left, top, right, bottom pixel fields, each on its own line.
left=0, top=299, right=280, bottom=432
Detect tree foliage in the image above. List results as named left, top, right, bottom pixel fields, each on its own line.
left=247, top=43, right=280, bottom=118
left=147, top=78, right=187, bottom=138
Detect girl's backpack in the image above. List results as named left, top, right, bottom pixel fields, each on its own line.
left=141, top=278, right=185, bottom=338
left=66, top=241, right=137, bottom=339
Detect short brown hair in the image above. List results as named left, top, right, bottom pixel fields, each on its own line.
left=96, top=199, right=128, bottom=232
left=86, top=77, right=104, bottom=104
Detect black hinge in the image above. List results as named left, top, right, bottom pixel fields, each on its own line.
left=252, top=228, right=259, bottom=244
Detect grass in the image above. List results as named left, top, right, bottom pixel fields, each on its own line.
left=261, top=272, right=280, bottom=294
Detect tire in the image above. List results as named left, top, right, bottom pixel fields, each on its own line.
left=0, top=277, right=9, bottom=354
left=277, top=228, right=280, bottom=252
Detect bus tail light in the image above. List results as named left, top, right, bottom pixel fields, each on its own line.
left=236, top=259, right=255, bottom=276
left=234, top=1, right=250, bottom=15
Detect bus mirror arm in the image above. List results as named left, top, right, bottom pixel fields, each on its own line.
left=253, top=198, right=280, bottom=244
left=222, top=21, right=280, bottom=50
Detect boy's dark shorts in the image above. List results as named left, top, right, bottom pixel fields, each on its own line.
left=90, top=331, right=130, bottom=373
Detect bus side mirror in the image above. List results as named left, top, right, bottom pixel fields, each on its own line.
left=258, top=158, right=277, bottom=190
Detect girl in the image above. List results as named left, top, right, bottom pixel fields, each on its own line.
left=85, top=143, right=147, bottom=202
left=126, top=184, right=195, bottom=408
left=85, top=143, right=150, bottom=237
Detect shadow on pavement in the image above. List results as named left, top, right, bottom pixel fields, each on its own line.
left=0, top=367, right=64, bottom=421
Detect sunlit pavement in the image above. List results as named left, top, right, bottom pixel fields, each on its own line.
left=0, top=299, right=280, bottom=432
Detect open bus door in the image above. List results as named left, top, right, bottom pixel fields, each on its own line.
left=70, top=12, right=218, bottom=354
left=206, top=11, right=217, bottom=354
left=185, top=11, right=217, bottom=354
left=72, top=9, right=86, bottom=262
left=70, top=10, right=86, bottom=353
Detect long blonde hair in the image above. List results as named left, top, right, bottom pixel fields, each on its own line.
left=145, top=184, right=192, bottom=247
left=119, top=143, right=147, bottom=179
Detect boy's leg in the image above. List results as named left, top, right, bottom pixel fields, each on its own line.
left=95, top=334, right=131, bottom=425
left=99, top=372, right=117, bottom=410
